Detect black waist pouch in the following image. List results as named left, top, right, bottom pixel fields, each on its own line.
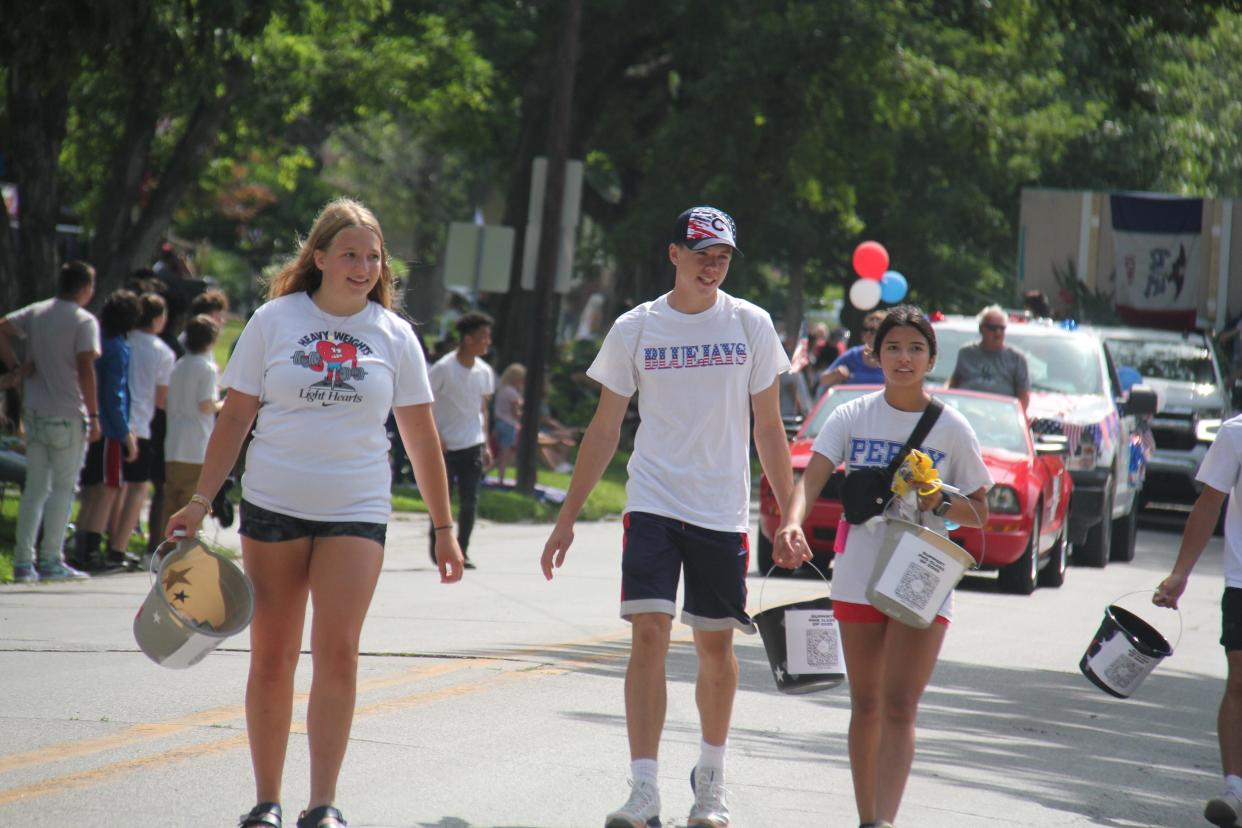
left=841, top=466, right=896, bottom=525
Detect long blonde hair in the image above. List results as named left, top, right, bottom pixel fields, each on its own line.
left=266, top=198, right=396, bottom=308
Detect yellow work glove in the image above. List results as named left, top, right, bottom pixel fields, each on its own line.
left=892, top=449, right=944, bottom=498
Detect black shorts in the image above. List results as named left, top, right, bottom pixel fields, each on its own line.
left=1223, top=588, right=1242, bottom=652
left=121, top=437, right=155, bottom=483
left=148, top=410, right=166, bottom=483
left=238, top=498, right=387, bottom=546
left=620, top=511, right=754, bottom=633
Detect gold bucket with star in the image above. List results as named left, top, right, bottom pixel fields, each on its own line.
left=133, top=535, right=254, bottom=669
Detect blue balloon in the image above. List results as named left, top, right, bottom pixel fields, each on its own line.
left=880, top=270, right=907, bottom=303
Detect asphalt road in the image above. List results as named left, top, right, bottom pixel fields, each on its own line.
left=0, top=512, right=1227, bottom=827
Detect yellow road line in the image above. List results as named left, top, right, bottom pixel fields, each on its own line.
left=0, top=631, right=655, bottom=806
left=0, top=628, right=636, bottom=779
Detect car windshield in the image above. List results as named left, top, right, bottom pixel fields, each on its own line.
left=801, top=388, right=1028, bottom=455
left=929, top=325, right=1105, bottom=395
left=1103, top=337, right=1216, bottom=384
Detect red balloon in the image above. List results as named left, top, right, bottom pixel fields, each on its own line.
left=853, top=241, right=889, bottom=281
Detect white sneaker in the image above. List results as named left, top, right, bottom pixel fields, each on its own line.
left=1206, top=790, right=1242, bottom=827
left=604, top=778, right=661, bottom=828
left=688, top=766, right=730, bottom=827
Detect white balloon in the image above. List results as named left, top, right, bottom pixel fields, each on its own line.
left=849, top=278, right=882, bottom=310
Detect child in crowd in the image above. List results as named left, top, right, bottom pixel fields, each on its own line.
left=162, top=315, right=221, bottom=540
left=491, top=363, right=525, bottom=483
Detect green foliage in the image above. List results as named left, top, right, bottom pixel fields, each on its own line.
left=1052, top=259, right=1120, bottom=325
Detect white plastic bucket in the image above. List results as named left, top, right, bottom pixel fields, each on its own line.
left=865, top=517, right=976, bottom=629
left=133, top=536, right=254, bottom=669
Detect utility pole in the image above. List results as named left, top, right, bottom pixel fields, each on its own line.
left=516, top=0, right=581, bottom=495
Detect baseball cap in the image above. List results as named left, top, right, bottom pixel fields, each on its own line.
left=671, top=206, right=742, bottom=255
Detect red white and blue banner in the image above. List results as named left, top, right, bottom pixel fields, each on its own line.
left=1110, top=193, right=1203, bottom=331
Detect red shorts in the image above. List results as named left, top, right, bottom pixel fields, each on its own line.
left=833, top=599, right=950, bottom=627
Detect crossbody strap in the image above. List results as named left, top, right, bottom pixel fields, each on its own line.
left=883, top=397, right=944, bottom=477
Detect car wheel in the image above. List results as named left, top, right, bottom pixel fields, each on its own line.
left=999, top=505, right=1039, bottom=595
left=1038, top=526, right=1068, bottom=588
left=1073, top=477, right=1112, bottom=568
left=1109, top=499, right=1138, bottom=562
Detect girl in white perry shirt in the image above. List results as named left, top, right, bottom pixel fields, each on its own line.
left=165, top=198, right=464, bottom=828
left=775, top=305, right=991, bottom=828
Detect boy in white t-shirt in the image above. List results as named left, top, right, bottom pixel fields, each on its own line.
left=106, top=292, right=174, bottom=567
left=540, top=206, right=795, bottom=828
left=428, top=311, right=495, bottom=569
left=1155, top=414, right=1242, bottom=827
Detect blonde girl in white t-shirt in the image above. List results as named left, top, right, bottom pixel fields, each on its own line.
left=775, top=305, right=990, bottom=828
left=165, top=199, right=464, bottom=828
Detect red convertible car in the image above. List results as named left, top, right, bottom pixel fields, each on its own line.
left=758, top=386, right=1074, bottom=594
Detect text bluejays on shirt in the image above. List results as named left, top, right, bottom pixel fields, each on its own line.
left=642, top=341, right=748, bottom=371
left=848, top=438, right=946, bottom=468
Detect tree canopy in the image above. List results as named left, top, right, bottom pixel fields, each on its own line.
left=4, top=0, right=1242, bottom=344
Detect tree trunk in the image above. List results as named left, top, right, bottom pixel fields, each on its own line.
left=5, top=63, right=70, bottom=307
left=785, top=254, right=806, bottom=344
left=516, top=0, right=581, bottom=495
left=92, top=58, right=250, bottom=294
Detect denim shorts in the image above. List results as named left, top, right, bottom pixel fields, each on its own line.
left=239, top=499, right=387, bottom=545
left=493, top=420, right=518, bottom=450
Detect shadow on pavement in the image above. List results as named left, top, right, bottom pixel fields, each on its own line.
left=464, top=622, right=1220, bottom=827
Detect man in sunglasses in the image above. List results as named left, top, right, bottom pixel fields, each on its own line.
left=948, top=304, right=1030, bottom=412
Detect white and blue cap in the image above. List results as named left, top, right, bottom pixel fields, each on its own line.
left=672, top=205, right=742, bottom=255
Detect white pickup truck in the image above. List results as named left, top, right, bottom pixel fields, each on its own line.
left=930, top=317, right=1158, bottom=566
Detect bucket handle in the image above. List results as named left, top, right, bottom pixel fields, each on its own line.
left=1111, top=589, right=1183, bottom=652
left=148, top=530, right=190, bottom=584
left=756, top=559, right=831, bottom=616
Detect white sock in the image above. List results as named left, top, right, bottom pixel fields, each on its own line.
left=631, top=758, right=658, bottom=786
left=1226, top=774, right=1242, bottom=797
left=698, top=739, right=727, bottom=772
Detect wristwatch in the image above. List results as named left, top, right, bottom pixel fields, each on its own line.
left=933, top=495, right=953, bottom=517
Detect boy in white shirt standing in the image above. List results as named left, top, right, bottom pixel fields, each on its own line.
left=428, top=311, right=495, bottom=569
left=540, top=206, right=796, bottom=828
left=107, top=292, right=174, bottom=567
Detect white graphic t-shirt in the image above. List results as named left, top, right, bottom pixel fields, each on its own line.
left=1196, top=414, right=1242, bottom=589
left=428, top=351, right=495, bottom=450
left=811, top=391, right=992, bottom=619
left=222, top=293, right=432, bottom=523
left=588, top=290, right=789, bottom=533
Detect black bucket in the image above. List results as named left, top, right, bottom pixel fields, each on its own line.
left=753, top=564, right=844, bottom=694
left=1079, top=604, right=1174, bottom=699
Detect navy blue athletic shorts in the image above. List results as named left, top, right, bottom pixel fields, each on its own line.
left=620, top=511, right=754, bottom=633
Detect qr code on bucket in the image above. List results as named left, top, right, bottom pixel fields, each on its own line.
left=1104, top=655, right=1144, bottom=689
left=805, top=627, right=839, bottom=669
left=895, top=563, right=937, bottom=612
